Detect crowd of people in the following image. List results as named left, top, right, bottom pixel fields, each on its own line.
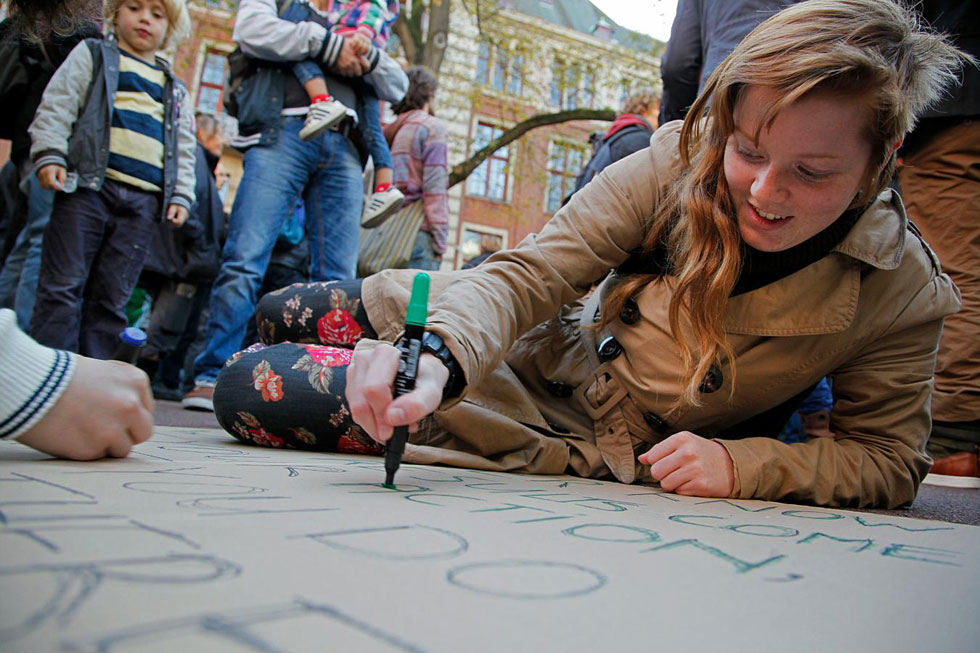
left=0, top=0, right=977, bottom=503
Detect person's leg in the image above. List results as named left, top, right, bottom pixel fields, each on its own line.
left=357, top=90, right=404, bottom=228
left=12, top=172, right=56, bottom=329
left=29, top=189, right=109, bottom=352
left=213, top=341, right=383, bottom=455
left=294, top=60, right=347, bottom=141
left=404, top=230, right=441, bottom=271
left=304, top=129, right=362, bottom=282
left=253, top=277, right=375, bottom=346
left=191, top=117, right=317, bottom=388
left=78, top=181, right=159, bottom=359
left=898, top=119, right=980, bottom=471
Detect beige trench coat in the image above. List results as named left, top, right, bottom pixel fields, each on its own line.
left=360, top=123, right=961, bottom=509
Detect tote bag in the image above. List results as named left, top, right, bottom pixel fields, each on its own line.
left=356, top=200, right=425, bottom=277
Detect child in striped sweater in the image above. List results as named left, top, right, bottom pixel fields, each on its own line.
left=28, top=0, right=196, bottom=360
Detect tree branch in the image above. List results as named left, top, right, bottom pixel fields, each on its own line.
left=448, top=108, right=616, bottom=187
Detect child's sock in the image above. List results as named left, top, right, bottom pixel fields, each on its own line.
left=311, top=94, right=333, bottom=104
left=375, top=182, right=392, bottom=193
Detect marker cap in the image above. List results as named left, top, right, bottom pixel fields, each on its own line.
left=119, top=327, right=147, bottom=348
left=405, top=273, right=430, bottom=327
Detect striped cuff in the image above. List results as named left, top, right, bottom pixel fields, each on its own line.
left=319, top=32, right=344, bottom=69
left=169, top=194, right=193, bottom=212
left=364, top=45, right=380, bottom=73
left=0, top=310, right=76, bottom=440
left=33, top=150, right=68, bottom=175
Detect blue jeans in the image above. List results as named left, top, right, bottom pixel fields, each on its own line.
left=193, top=117, right=363, bottom=384
left=406, top=230, right=441, bottom=271
left=0, top=169, right=55, bottom=329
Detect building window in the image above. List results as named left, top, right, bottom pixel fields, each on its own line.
left=546, top=141, right=586, bottom=213
left=582, top=69, right=596, bottom=108
left=475, top=41, right=490, bottom=85
left=551, top=59, right=592, bottom=110
left=466, top=122, right=509, bottom=202
left=197, top=48, right=228, bottom=115
left=508, top=52, right=524, bottom=96
left=618, top=78, right=631, bottom=108
left=492, top=49, right=508, bottom=91
left=457, top=224, right=507, bottom=269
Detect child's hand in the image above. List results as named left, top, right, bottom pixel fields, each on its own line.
left=638, top=431, right=735, bottom=497
left=346, top=32, right=371, bottom=56
left=37, top=164, right=66, bottom=191
left=167, top=204, right=189, bottom=226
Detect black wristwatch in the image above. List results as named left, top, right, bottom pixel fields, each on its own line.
left=421, top=331, right=465, bottom=400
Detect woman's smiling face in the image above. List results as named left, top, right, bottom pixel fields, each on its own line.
left=723, top=85, right=873, bottom=252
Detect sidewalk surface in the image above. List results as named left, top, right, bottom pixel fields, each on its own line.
left=154, top=400, right=980, bottom=526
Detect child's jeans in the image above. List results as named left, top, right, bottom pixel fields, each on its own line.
left=30, top=179, right=159, bottom=358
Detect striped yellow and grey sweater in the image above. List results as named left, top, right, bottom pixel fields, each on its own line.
left=105, top=50, right=166, bottom=192
left=0, top=310, right=75, bottom=441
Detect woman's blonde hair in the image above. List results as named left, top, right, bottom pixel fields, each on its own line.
left=602, top=0, right=970, bottom=408
left=105, top=0, right=192, bottom=51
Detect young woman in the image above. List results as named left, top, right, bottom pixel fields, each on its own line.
left=213, top=0, right=969, bottom=508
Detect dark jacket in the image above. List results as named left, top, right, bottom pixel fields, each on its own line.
left=143, top=145, right=225, bottom=282
left=0, top=19, right=101, bottom=165
left=659, top=0, right=804, bottom=123
left=569, top=114, right=653, bottom=197
left=900, top=0, right=979, bottom=156
left=28, top=37, right=196, bottom=218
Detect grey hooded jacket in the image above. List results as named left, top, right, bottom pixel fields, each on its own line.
left=29, top=37, right=196, bottom=218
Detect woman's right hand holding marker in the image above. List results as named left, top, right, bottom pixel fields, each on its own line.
left=346, top=343, right=448, bottom=445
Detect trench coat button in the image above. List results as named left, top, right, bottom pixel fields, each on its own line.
left=597, top=336, right=622, bottom=363
left=643, top=412, right=669, bottom=434
left=699, top=365, right=724, bottom=394
left=619, top=297, right=640, bottom=325
left=546, top=381, right=574, bottom=398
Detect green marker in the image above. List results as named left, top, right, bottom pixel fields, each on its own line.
left=383, top=272, right=430, bottom=488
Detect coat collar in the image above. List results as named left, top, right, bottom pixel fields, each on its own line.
left=725, top=189, right=907, bottom=335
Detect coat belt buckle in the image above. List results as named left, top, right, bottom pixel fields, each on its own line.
left=573, top=363, right=628, bottom=421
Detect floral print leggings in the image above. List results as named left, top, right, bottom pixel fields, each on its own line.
left=212, top=280, right=386, bottom=455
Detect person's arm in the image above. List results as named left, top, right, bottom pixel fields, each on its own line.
left=29, top=40, right=92, bottom=178
left=167, top=81, right=197, bottom=225
left=234, top=0, right=344, bottom=68
left=716, top=317, right=942, bottom=509
left=0, top=310, right=154, bottom=460
left=659, top=0, right=703, bottom=124
left=420, top=120, right=450, bottom=255
left=361, top=49, right=408, bottom=103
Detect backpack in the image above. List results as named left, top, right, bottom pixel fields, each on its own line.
left=223, top=0, right=296, bottom=119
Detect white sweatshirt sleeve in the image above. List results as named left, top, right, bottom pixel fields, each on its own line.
left=0, top=309, right=76, bottom=441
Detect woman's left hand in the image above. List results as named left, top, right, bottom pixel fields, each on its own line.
left=638, top=431, right=735, bottom=497
left=167, top=204, right=189, bottom=226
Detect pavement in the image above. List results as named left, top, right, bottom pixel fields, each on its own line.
left=154, top=399, right=980, bottom=526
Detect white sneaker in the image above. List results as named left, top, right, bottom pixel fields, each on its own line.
left=299, top=100, right=347, bottom=141
left=181, top=381, right=215, bottom=412
left=361, top=187, right=405, bottom=228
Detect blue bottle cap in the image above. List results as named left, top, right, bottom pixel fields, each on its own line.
left=119, top=327, right=147, bottom=347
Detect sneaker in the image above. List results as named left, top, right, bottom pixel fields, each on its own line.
left=361, top=186, right=405, bottom=228
left=181, top=382, right=215, bottom=412
left=299, top=99, right=347, bottom=141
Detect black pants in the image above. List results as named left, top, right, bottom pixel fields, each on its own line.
left=31, top=179, right=159, bottom=358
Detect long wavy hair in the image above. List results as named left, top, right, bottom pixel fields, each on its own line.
left=601, top=0, right=970, bottom=408
left=3, top=0, right=101, bottom=45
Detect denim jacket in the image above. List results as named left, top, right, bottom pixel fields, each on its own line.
left=29, top=37, right=196, bottom=219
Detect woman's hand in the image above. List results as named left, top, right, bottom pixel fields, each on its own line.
left=345, top=343, right=449, bottom=444
left=638, top=431, right=735, bottom=497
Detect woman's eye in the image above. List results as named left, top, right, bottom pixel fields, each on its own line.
left=798, top=166, right=829, bottom=181
left=737, top=146, right=762, bottom=161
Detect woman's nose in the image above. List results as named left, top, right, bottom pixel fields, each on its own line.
left=750, top=165, right=787, bottom=204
